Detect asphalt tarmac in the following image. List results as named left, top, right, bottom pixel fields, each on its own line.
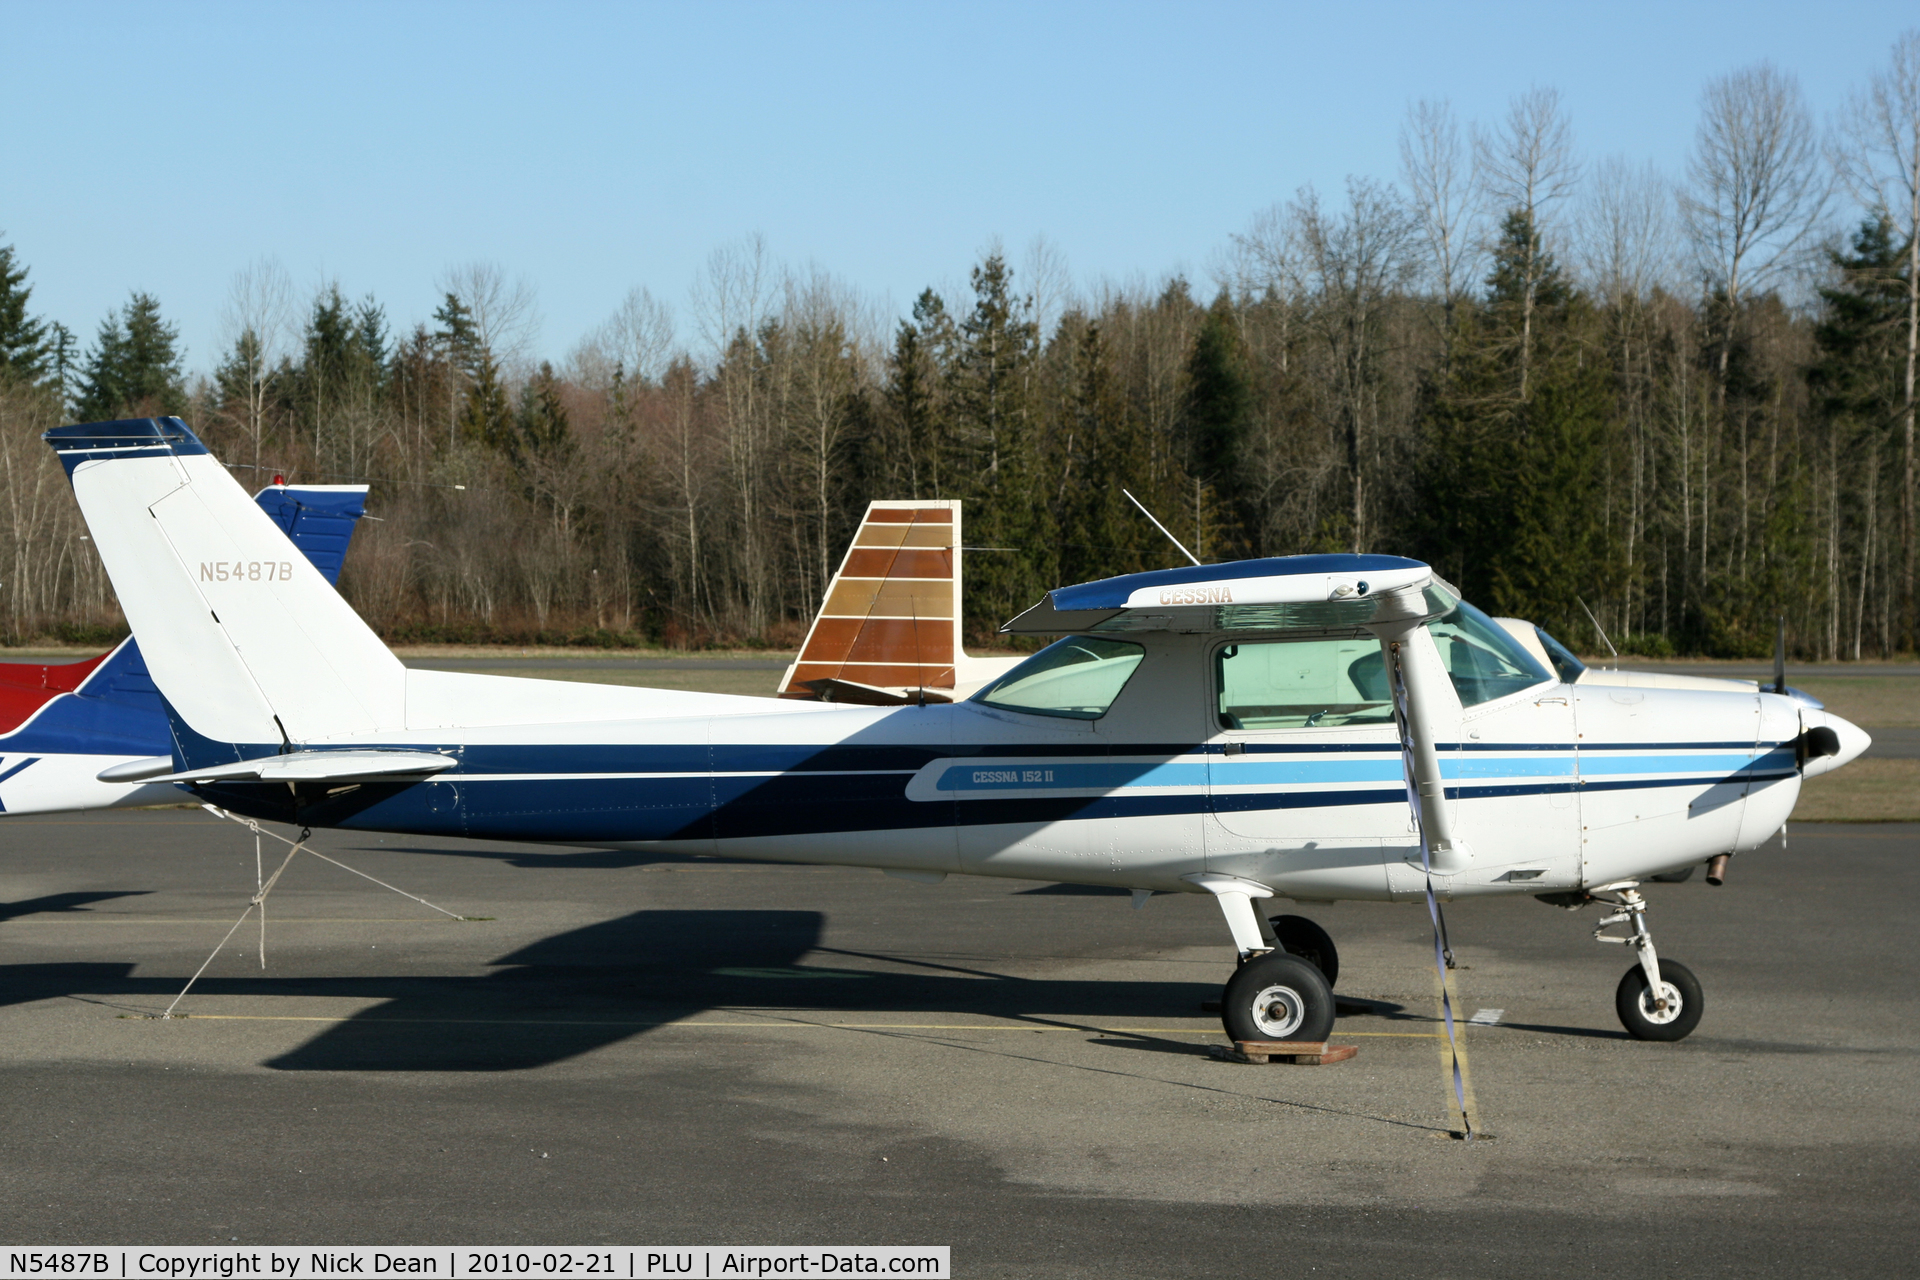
left=1, top=812, right=1914, bottom=1277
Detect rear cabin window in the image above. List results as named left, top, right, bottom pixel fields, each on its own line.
left=1215, top=637, right=1392, bottom=730
left=974, top=636, right=1146, bottom=720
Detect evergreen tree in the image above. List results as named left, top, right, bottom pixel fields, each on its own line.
left=953, top=254, right=1036, bottom=481
left=432, top=293, right=481, bottom=444
left=950, top=255, right=1044, bottom=633
left=1413, top=209, right=1614, bottom=638
left=1183, top=292, right=1252, bottom=556
left=0, top=241, right=50, bottom=387
left=875, top=289, right=958, bottom=498
left=75, top=292, right=186, bottom=420
left=511, top=361, right=572, bottom=462
left=459, top=350, right=512, bottom=448
left=1811, top=218, right=1905, bottom=437
left=1811, top=217, right=1908, bottom=650
left=46, top=322, right=79, bottom=413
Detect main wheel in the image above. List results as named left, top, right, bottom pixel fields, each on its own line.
left=1269, top=914, right=1339, bottom=988
left=1615, top=959, right=1703, bottom=1041
left=1221, top=952, right=1336, bottom=1043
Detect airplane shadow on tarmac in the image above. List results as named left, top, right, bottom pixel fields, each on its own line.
left=0, top=908, right=1242, bottom=1072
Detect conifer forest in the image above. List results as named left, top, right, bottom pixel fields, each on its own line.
left=2, top=41, right=1918, bottom=660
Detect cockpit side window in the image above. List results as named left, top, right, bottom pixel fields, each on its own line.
left=1533, top=627, right=1587, bottom=684
left=974, top=635, right=1145, bottom=720
left=1426, top=601, right=1553, bottom=706
left=1214, top=635, right=1394, bottom=730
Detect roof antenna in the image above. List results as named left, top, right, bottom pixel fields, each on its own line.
left=1577, top=597, right=1618, bottom=665
left=1123, top=489, right=1201, bottom=567
left=1772, top=616, right=1787, bottom=695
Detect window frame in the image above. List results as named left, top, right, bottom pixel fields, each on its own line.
left=1208, top=630, right=1397, bottom=734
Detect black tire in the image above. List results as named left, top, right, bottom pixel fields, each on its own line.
left=1615, top=959, right=1703, bottom=1041
left=1269, top=914, right=1339, bottom=988
left=1221, top=952, right=1336, bottom=1044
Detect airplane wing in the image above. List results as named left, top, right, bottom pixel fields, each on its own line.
left=1000, top=555, right=1439, bottom=635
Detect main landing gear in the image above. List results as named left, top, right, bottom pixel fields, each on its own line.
left=1544, top=881, right=1704, bottom=1041
left=1220, top=913, right=1342, bottom=1042
left=1185, top=875, right=1340, bottom=1043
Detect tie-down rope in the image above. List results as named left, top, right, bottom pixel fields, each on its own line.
left=154, top=807, right=468, bottom=1019
left=1389, top=642, right=1481, bottom=1140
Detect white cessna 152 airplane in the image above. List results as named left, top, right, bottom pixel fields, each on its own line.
left=45, top=417, right=1870, bottom=1045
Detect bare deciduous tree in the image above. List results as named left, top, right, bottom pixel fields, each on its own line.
left=572, top=286, right=677, bottom=391
left=1682, top=61, right=1829, bottom=374
left=436, top=261, right=541, bottom=372
left=1475, top=87, right=1579, bottom=399
left=217, top=256, right=294, bottom=474
left=1575, top=156, right=1677, bottom=307
left=1400, top=97, right=1482, bottom=330
left=1236, top=179, right=1414, bottom=550
left=1838, top=29, right=1920, bottom=640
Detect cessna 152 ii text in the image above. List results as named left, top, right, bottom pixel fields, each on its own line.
left=44, top=417, right=1870, bottom=1044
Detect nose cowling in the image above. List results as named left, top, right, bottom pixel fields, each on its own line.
left=1801, top=711, right=1870, bottom=778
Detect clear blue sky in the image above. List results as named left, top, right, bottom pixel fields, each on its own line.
left=4, top=0, right=1913, bottom=374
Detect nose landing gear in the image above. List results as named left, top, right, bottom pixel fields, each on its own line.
left=1589, top=881, right=1704, bottom=1041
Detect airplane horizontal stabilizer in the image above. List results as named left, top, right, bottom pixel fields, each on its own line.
left=142, top=749, right=457, bottom=785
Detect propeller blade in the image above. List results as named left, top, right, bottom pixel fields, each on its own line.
left=1772, top=617, right=1787, bottom=695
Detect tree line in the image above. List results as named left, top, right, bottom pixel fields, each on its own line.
left=0, top=36, right=1917, bottom=659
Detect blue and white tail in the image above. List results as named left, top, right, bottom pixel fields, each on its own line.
left=48, top=418, right=828, bottom=764
left=46, top=418, right=405, bottom=749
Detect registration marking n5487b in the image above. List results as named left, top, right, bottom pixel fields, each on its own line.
left=200, top=560, right=295, bottom=582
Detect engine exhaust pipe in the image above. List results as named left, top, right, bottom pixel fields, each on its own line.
left=1705, top=853, right=1730, bottom=886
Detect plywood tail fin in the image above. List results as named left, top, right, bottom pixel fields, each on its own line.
left=779, top=502, right=961, bottom=703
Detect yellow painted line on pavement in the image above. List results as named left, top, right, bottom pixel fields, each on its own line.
left=129, top=1013, right=1441, bottom=1037
left=10, top=918, right=473, bottom=924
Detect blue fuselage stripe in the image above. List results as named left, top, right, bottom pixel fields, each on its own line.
left=185, top=733, right=1798, bottom=843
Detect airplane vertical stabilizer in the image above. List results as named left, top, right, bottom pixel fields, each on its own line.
left=44, top=419, right=404, bottom=749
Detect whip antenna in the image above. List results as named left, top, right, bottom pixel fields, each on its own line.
left=1577, top=597, right=1618, bottom=663
left=1123, top=489, right=1201, bottom=567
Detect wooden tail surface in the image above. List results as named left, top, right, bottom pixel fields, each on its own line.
left=778, top=501, right=961, bottom=701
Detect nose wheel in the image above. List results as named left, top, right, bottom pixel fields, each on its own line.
left=1616, top=959, right=1703, bottom=1041
left=1573, top=881, right=1705, bottom=1041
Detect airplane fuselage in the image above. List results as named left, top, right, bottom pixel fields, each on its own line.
left=189, top=628, right=1812, bottom=901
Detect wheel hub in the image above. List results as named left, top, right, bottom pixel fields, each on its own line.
left=1638, top=981, right=1683, bottom=1024
left=1250, top=984, right=1306, bottom=1039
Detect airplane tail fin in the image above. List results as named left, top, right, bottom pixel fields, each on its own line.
left=779, top=501, right=962, bottom=704
left=44, top=418, right=404, bottom=753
